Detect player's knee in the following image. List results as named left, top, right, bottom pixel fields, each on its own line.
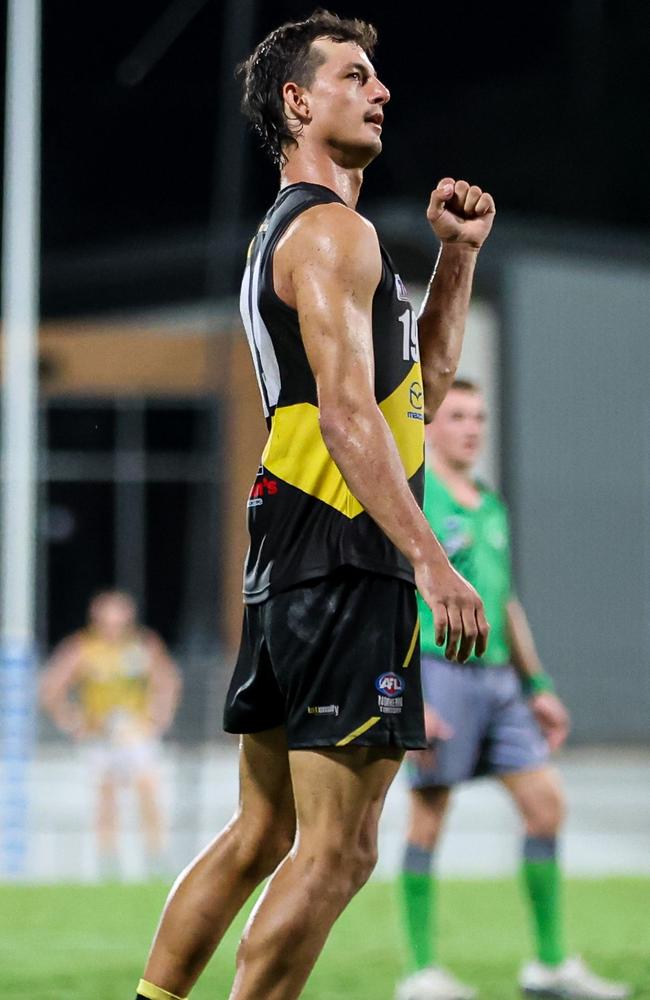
left=547, top=784, right=567, bottom=831
left=408, top=810, right=442, bottom=848
left=526, top=784, right=566, bottom=837
left=325, top=838, right=377, bottom=895
left=350, top=839, right=378, bottom=892
left=407, top=790, right=446, bottom=847
left=234, top=815, right=294, bottom=881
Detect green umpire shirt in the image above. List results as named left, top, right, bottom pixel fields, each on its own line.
left=418, top=466, right=513, bottom=664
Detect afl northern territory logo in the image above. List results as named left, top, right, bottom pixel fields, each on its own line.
left=375, top=672, right=405, bottom=698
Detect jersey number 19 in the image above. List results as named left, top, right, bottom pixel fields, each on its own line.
left=399, top=309, right=420, bottom=363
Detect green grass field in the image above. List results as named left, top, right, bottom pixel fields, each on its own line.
left=1, top=878, right=648, bottom=1000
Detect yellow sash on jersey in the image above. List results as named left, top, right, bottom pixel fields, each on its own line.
left=262, top=362, right=424, bottom=517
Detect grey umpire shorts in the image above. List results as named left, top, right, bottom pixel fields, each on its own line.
left=407, top=655, right=549, bottom=789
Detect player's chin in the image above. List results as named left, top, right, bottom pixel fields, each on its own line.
left=356, top=138, right=382, bottom=167
left=333, top=135, right=382, bottom=168
left=365, top=133, right=383, bottom=156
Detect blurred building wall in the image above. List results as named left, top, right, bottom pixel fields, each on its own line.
left=38, top=320, right=267, bottom=655
left=38, top=324, right=220, bottom=394
left=1, top=318, right=267, bottom=662
left=502, top=254, right=650, bottom=742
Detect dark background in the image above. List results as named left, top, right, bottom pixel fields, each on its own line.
left=1, top=0, right=646, bottom=314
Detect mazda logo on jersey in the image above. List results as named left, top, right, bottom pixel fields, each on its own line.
left=409, top=381, right=423, bottom=410
left=375, top=672, right=405, bottom=698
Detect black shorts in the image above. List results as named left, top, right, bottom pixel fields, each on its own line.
left=223, top=567, right=426, bottom=750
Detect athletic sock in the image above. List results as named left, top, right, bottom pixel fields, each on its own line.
left=136, top=978, right=187, bottom=1000
left=399, top=842, right=437, bottom=970
left=521, top=835, right=566, bottom=967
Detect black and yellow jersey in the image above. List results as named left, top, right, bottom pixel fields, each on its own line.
left=240, top=182, right=424, bottom=603
left=75, top=628, right=152, bottom=736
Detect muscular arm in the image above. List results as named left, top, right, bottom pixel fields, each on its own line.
left=418, top=244, right=479, bottom=422
left=283, top=204, right=443, bottom=573
left=39, top=636, right=85, bottom=736
left=418, top=179, right=496, bottom=422
left=145, top=634, right=182, bottom=734
left=275, top=203, right=488, bottom=661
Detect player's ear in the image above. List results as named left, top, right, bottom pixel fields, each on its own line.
left=282, top=82, right=312, bottom=125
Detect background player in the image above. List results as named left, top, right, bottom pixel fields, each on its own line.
left=396, top=380, right=630, bottom=1000
left=40, top=590, right=182, bottom=879
left=134, top=11, right=494, bottom=1000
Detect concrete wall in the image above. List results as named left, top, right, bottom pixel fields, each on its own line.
left=502, top=254, right=650, bottom=741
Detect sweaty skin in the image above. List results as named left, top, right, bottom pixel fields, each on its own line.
left=275, top=203, right=489, bottom=663
left=276, top=40, right=495, bottom=662
left=140, top=32, right=497, bottom=1000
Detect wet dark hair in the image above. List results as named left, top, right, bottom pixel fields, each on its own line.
left=238, top=9, right=377, bottom=167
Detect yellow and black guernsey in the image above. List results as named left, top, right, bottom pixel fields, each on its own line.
left=240, top=182, right=424, bottom=603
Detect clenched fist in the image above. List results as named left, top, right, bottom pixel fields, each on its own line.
left=427, top=177, right=495, bottom=250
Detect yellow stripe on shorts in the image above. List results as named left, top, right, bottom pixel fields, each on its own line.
left=336, top=716, right=381, bottom=747
left=402, top=618, right=420, bottom=669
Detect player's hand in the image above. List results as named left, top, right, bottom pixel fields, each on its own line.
left=531, top=692, right=571, bottom=752
left=408, top=706, right=454, bottom=769
left=59, top=708, right=88, bottom=741
left=424, top=704, right=454, bottom=743
left=415, top=558, right=489, bottom=662
left=426, top=178, right=495, bottom=250
left=148, top=712, right=171, bottom=737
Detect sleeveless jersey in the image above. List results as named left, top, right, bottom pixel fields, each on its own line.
left=76, top=628, right=152, bottom=737
left=240, top=182, right=424, bottom=603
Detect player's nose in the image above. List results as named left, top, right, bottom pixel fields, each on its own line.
left=371, top=77, right=390, bottom=105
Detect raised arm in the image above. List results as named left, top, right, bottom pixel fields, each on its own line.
left=418, top=178, right=496, bottom=422
left=275, top=202, right=488, bottom=662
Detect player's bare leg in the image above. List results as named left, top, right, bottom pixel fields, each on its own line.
left=229, top=745, right=402, bottom=1000
left=500, top=765, right=566, bottom=837
left=135, top=770, right=165, bottom=859
left=96, top=774, right=119, bottom=860
left=142, top=728, right=295, bottom=996
left=405, top=784, right=450, bottom=850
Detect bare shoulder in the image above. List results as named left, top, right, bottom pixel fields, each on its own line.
left=141, top=628, right=166, bottom=653
left=43, top=632, right=84, bottom=675
left=279, top=202, right=381, bottom=277
left=59, top=631, right=84, bottom=657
